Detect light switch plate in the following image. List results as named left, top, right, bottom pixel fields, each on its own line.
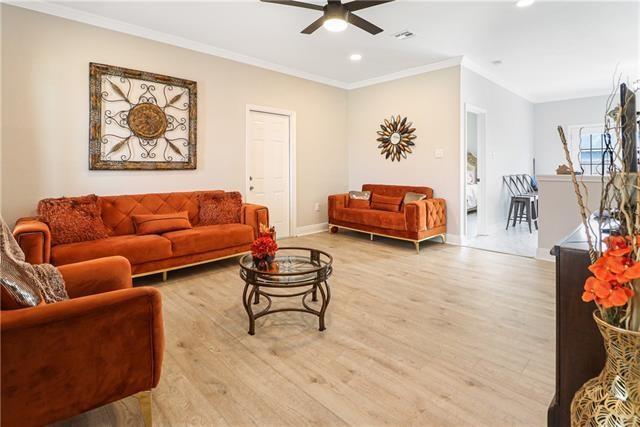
left=434, top=148, right=444, bottom=159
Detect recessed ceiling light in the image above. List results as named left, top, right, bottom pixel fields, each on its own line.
left=350, top=53, right=362, bottom=62
left=323, top=18, right=348, bottom=32
left=491, top=59, right=503, bottom=66
left=516, top=0, right=535, bottom=7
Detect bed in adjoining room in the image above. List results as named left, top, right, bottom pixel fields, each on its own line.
left=466, top=152, right=478, bottom=213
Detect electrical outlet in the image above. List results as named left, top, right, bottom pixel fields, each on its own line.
left=434, top=148, right=444, bottom=159
left=314, top=202, right=321, bottom=212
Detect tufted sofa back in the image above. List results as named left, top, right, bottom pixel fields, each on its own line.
left=362, top=184, right=433, bottom=199
left=99, top=190, right=224, bottom=236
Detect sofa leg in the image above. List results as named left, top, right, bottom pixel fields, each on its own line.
left=162, top=271, right=168, bottom=282
left=135, top=390, right=152, bottom=427
left=370, top=234, right=374, bottom=241
left=330, top=226, right=339, bottom=234
left=440, top=234, right=447, bottom=244
left=414, top=241, right=420, bottom=254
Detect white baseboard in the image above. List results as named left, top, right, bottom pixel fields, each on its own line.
left=445, top=234, right=462, bottom=245
left=295, top=222, right=328, bottom=236
left=536, top=247, right=556, bottom=262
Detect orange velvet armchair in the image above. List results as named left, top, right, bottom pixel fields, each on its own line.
left=1, top=256, right=164, bottom=427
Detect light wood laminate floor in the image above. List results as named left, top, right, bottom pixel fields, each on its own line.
left=54, top=230, right=555, bottom=426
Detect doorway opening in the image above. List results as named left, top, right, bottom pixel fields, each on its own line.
left=461, top=104, right=537, bottom=258
left=463, top=105, right=486, bottom=241
left=245, top=105, right=296, bottom=239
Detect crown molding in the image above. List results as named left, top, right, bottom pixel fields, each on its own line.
left=9, top=1, right=466, bottom=92
left=5, top=0, right=351, bottom=90
left=345, top=56, right=464, bottom=90
left=5, top=1, right=609, bottom=104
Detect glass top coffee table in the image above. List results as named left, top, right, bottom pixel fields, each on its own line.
left=238, top=247, right=333, bottom=335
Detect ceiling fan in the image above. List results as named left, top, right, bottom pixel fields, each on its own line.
left=260, top=0, right=394, bottom=35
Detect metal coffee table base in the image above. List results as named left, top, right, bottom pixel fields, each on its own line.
left=241, top=281, right=331, bottom=335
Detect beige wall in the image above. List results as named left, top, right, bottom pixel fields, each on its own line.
left=0, top=5, right=348, bottom=228
left=347, top=67, right=463, bottom=237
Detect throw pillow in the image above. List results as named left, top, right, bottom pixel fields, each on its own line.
left=403, top=192, right=427, bottom=205
left=0, top=277, right=42, bottom=310
left=38, top=194, right=109, bottom=246
left=371, top=193, right=403, bottom=212
left=199, top=192, right=242, bottom=225
left=348, top=191, right=371, bottom=209
left=133, top=211, right=192, bottom=235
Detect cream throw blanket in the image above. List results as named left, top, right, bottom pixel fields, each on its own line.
left=0, top=216, right=68, bottom=303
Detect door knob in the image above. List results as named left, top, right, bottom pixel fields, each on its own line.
left=250, top=186, right=254, bottom=191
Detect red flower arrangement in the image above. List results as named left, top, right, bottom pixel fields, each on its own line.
left=583, top=236, right=636, bottom=311
left=251, top=235, right=277, bottom=271
left=251, top=236, right=278, bottom=259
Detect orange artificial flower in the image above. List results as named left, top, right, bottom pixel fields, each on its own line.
left=604, top=235, right=632, bottom=257
left=622, top=262, right=640, bottom=282
left=609, top=287, right=635, bottom=307
left=583, top=277, right=611, bottom=301
left=588, top=257, right=617, bottom=282
left=582, top=276, right=635, bottom=308
left=583, top=234, right=637, bottom=310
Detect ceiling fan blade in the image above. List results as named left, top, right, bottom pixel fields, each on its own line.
left=260, top=0, right=324, bottom=11
left=344, top=0, right=394, bottom=12
left=347, top=13, right=383, bottom=35
left=301, top=16, right=325, bottom=34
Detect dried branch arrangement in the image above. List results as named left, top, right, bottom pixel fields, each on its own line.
left=560, top=80, right=640, bottom=331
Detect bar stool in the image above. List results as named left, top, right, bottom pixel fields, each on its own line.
left=504, top=174, right=538, bottom=233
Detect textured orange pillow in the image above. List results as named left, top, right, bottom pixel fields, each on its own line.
left=199, top=192, right=242, bottom=225
left=38, top=194, right=109, bottom=245
left=349, top=199, right=371, bottom=209
left=132, top=211, right=192, bottom=235
left=371, top=193, right=403, bottom=212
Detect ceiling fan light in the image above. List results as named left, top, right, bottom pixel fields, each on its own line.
left=323, top=18, right=348, bottom=32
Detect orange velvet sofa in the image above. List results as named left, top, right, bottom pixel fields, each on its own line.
left=328, top=184, right=446, bottom=253
left=1, top=256, right=163, bottom=427
left=13, top=190, right=269, bottom=280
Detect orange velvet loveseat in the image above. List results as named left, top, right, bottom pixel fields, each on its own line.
left=13, top=190, right=269, bottom=280
left=328, top=184, right=446, bottom=253
left=1, top=256, right=163, bottom=427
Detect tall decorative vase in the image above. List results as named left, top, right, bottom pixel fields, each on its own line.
left=571, top=312, right=640, bottom=426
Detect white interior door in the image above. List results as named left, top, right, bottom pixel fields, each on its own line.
left=246, top=110, right=291, bottom=238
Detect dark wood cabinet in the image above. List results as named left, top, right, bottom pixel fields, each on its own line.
left=548, top=225, right=606, bottom=427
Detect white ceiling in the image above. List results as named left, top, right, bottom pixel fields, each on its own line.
left=26, top=1, right=640, bottom=102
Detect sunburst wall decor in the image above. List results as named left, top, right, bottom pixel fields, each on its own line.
left=89, top=63, right=197, bottom=170
left=377, top=115, right=416, bottom=162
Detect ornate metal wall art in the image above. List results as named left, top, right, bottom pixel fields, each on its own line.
left=377, top=115, right=416, bottom=162
left=89, top=63, right=197, bottom=170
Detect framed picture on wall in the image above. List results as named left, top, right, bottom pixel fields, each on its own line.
left=89, top=63, right=197, bottom=170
